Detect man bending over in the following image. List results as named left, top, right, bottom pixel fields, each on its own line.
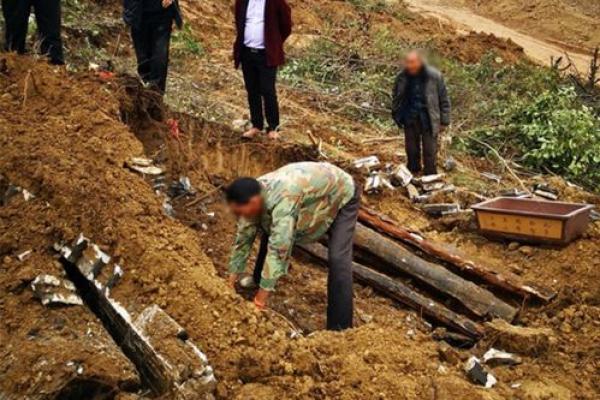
left=226, top=162, right=360, bottom=331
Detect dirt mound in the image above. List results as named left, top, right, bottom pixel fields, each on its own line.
left=464, top=0, right=600, bottom=50
left=440, top=32, right=525, bottom=64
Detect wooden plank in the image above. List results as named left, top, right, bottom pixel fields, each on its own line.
left=358, top=207, right=556, bottom=302
left=298, top=243, right=485, bottom=338
left=354, top=223, right=518, bottom=321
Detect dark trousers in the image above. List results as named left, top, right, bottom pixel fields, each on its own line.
left=131, top=15, right=173, bottom=93
left=253, top=188, right=360, bottom=331
left=241, top=46, right=279, bottom=132
left=2, top=0, right=64, bottom=65
left=404, top=118, right=438, bottom=175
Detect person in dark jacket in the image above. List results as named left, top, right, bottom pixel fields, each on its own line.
left=392, top=51, right=451, bottom=175
left=2, top=0, right=64, bottom=65
left=233, top=0, right=292, bottom=140
left=123, top=0, right=183, bottom=94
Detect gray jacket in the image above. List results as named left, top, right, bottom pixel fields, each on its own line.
left=392, top=65, right=451, bottom=136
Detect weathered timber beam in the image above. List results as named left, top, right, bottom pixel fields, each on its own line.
left=298, top=243, right=484, bottom=338
left=358, top=207, right=556, bottom=302
left=354, top=223, right=518, bottom=321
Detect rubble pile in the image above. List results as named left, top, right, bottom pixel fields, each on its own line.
left=352, top=157, right=462, bottom=217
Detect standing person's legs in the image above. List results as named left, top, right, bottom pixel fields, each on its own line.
left=404, top=121, right=422, bottom=173
left=421, top=127, right=438, bottom=175
left=326, top=187, right=360, bottom=331
left=252, top=232, right=269, bottom=285
left=241, top=49, right=265, bottom=131
left=257, top=59, right=279, bottom=132
left=148, top=16, right=172, bottom=93
left=2, top=0, right=31, bottom=54
left=32, top=0, right=64, bottom=65
left=131, top=22, right=153, bottom=84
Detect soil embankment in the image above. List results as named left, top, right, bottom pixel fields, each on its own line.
left=404, top=0, right=594, bottom=73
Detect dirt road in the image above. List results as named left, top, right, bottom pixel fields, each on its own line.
left=405, top=0, right=592, bottom=73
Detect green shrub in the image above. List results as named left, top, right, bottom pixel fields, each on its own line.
left=473, top=87, right=600, bottom=190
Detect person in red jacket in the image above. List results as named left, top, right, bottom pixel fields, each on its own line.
left=233, top=0, right=292, bottom=140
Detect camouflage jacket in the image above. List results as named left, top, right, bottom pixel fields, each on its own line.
left=229, top=162, right=355, bottom=290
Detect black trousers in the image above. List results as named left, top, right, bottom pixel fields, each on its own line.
left=241, top=46, right=279, bottom=132
left=404, top=118, right=438, bottom=175
left=131, top=15, right=173, bottom=94
left=2, top=0, right=64, bottom=64
left=253, top=187, right=360, bottom=331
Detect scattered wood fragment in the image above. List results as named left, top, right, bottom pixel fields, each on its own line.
left=354, top=223, right=518, bottom=321
left=298, top=243, right=484, bottom=338
left=358, top=207, right=556, bottom=302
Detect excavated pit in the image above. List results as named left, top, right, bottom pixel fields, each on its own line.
left=116, top=86, right=502, bottom=338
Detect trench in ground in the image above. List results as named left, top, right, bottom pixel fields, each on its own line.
left=118, top=86, right=521, bottom=340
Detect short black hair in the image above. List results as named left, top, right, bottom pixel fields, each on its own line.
left=225, top=177, right=261, bottom=204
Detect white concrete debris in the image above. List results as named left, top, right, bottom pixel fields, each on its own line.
left=134, top=305, right=217, bottom=398
left=414, top=174, right=445, bottom=184
left=353, top=155, right=381, bottom=171
left=482, top=348, right=522, bottom=366
left=365, top=172, right=394, bottom=193
left=17, top=250, right=32, bottom=262
left=464, top=356, right=497, bottom=388
left=31, top=274, right=83, bottom=306
left=391, top=164, right=413, bottom=187
left=127, top=157, right=164, bottom=176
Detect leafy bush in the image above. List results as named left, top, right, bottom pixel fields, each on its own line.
left=473, top=87, right=600, bottom=190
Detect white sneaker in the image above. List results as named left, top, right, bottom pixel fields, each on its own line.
left=239, top=276, right=257, bottom=289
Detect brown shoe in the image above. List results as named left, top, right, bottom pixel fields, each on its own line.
left=267, top=130, right=280, bottom=140
left=242, top=127, right=261, bottom=139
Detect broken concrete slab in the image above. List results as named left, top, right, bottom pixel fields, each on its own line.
left=464, top=356, right=497, bottom=388
left=414, top=174, right=445, bottom=184
left=353, top=155, right=380, bottom=171
left=56, top=237, right=216, bottom=399
left=406, top=184, right=420, bottom=202
left=482, top=348, right=522, bottom=366
left=126, top=157, right=164, bottom=176
left=134, top=305, right=217, bottom=398
left=31, top=274, right=83, bottom=306
left=422, top=182, right=447, bottom=192
left=390, top=164, right=413, bottom=187
left=168, top=176, right=196, bottom=199
left=365, top=172, right=394, bottom=194
left=499, top=188, right=530, bottom=198
left=422, top=203, right=461, bottom=216
left=485, top=319, right=555, bottom=356
left=533, top=183, right=559, bottom=200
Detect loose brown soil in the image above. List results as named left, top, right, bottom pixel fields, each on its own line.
left=2, top=54, right=598, bottom=399
left=1, top=0, right=599, bottom=399
left=462, top=0, right=600, bottom=51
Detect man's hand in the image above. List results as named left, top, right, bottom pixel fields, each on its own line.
left=253, top=289, right=270, bottom=310
left=162, top=0, right=173, bottom=8
left=228, top=273, right=239, bottom=289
